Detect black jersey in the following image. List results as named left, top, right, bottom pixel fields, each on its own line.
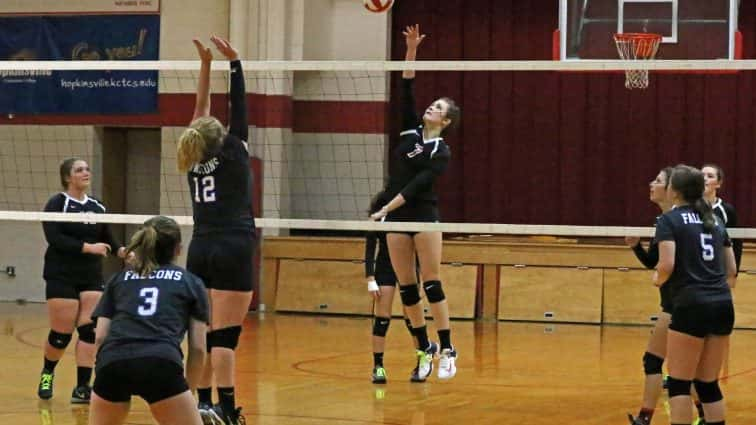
left=42, top=192, right=121, bottom=285
left=385, top=78, right=451, bottom=206
left=188, top=60, right=254, bottom=234
left=655, top=205, right=732, bottom=307
left=92, top=264, right=209, bottom=370
left=365, top=231, right=392, bottom=277
left=631, top=216, right=672, bottom=312
left=712, top=198, right=742, bottom=271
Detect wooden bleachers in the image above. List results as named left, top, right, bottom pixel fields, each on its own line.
left=262, top=236, right=756, bottom=328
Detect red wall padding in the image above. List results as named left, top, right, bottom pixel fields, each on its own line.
left=390, top=0, right=756, bottom=226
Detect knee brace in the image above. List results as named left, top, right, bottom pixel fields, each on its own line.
left=48, top=330, right=73, bottom=349
left=667, top=376, right=693, bottom=398
left=642, top=352, right=664, bottom=375
left=207, top=326, right=242, bottom=350
left=399, top=284, right=421, bottom=306
left=693, top=379, right=723, bottom=404
left=372, top=317, right=391, bottom=337
left=422, top=280, right=446, bottom=303
left=76, top=323, right=96, bottom=344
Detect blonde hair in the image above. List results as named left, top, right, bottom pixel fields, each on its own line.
left=177, top=116, right=225, bottom=172
left=126, top=216, right=182, bottom=276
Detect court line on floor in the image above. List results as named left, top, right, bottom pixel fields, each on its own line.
left=292, top=349, right=756, bottom=387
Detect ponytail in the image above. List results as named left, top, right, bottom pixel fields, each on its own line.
left=126, top=216, right=182, bottom=277
left=694, top=198, right=716, bottom=232
left=177, top=128, right=206, bottom=173
left=126, top=226, right=159, bottom=276
left=177, top=116, right=225, bottom=173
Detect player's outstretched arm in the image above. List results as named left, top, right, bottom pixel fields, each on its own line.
left=402, top=24, right=425, bottom=80
left=191, top=39, right=213, bottom=121
left=211, top=36, right=248, bottom=142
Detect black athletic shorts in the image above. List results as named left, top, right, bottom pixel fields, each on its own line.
left=659, top=287, right=673, bottom=314
left=385, top=201, right=439, bottom=236
left=45, top=280, right=103, bottom=300
left=93, top=357, right=188, bottom=404
left=187, top=231, right=256, bottom=291
left=375, top=260, right=397, bottom=287
left=669, top=301, right=734, bottom=338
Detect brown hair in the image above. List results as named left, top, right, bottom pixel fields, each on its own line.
left=441, top=97, right=461, bottom=132
left=670, top=165, right=716, bottom=232
left=702, top=163, right=724, bottom=182
left=177, top=116, right=225, bottom=172
left=126, top=216, right=182, bottom=276
left=59, top=157, right=83, bottom=190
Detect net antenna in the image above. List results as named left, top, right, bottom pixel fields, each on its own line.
left=613, top=33, right=662, bottom=89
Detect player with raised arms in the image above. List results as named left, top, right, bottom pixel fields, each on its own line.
left=370, top=24, right=461, bottom=381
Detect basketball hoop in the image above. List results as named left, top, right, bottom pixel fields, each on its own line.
left=613, top=33, right=662, bottom=89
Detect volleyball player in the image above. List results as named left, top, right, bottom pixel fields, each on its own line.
left=370, top=24, right=461, bottom=381
left=39, top=158, right=125, bottom=403
left=89, top=216, right=209, bottom=425
left=702, top=164, right=742, bottom=275
left=625, top=167, right=702, bottom=425
left=177, top=36, right=254, bottom=425
left=656, top=165, right=736, bottom=425
left=366, top=192, right=420, bottom=383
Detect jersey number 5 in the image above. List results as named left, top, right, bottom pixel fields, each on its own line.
left=193, top=176, right=216, bottom=203
left=700, top=234, right=714, bottom=261
left=138, top=287, right=159, bottom=316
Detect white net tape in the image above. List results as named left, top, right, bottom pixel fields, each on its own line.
left=2, top=211, right=756, bottom=239
left=0, top=59, right=755, bottom=72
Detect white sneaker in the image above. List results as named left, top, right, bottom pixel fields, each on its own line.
left=415, top=341, right=438, bottom=381
left=437, top=348, right=457, bottom=380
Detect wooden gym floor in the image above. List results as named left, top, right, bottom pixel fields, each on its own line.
left=3, top=302, right=756, bottom=425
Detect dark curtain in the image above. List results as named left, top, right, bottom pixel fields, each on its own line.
left=390, top=0, right=756, bottom=226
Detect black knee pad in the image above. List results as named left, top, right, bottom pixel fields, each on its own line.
left=208, top=326, right=242, bottom=350
left=77, top=323, right=96, bottom=344
left=642, top=352, right=664, bottom=375
left=667, top=376, right=692, bottom=398
left=399, top=284, right=421, bottom=306
left=694, top=379, right=723, bottom=404
left=48, top=330, right=73, bottom=349
left=372, top=317, right=391, bottom=337
left=422, top=280, right=446, bottom=303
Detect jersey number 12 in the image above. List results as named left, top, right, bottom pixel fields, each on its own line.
left=193, top=176, right=216, bottom=203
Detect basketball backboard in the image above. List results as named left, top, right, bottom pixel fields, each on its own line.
left=557, top=0, right=741, bottom=60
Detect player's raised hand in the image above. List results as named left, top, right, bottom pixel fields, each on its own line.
left=211, top=35, right=239, bottom=61
left=192, top=39, right=213, bottom=62
left=403, top=24, right=426, bottom=50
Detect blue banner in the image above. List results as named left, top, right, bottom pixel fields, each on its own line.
left=0, top=15, right=159, bottom=114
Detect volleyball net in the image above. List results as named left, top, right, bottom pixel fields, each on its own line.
left=0, top=60, right=756, bottom=238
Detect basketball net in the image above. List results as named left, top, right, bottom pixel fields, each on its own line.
left=613, top=33, right=662, bottom=89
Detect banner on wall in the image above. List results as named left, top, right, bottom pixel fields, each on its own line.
left=0, top=0, right=160, bottom=14
left=0, top=14, right=160, bottom=114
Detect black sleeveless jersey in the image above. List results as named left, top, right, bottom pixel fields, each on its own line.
left=187, top=60, right=254, bottom=234
left=655, top=205, right=732, bottom=307
left=42, top=192, right=121, bottom=284
left=92, top=264, right=209, bottom=370
left=712, top=198, right=742, bottom=271
left=385, top=78, right=451, bottom=205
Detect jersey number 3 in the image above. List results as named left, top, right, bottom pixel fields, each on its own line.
left=193, top=176, right=216, bottom=203
left=138, top=287, right=159, bottom=316
left=700, top=234, right=714, bottom=261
